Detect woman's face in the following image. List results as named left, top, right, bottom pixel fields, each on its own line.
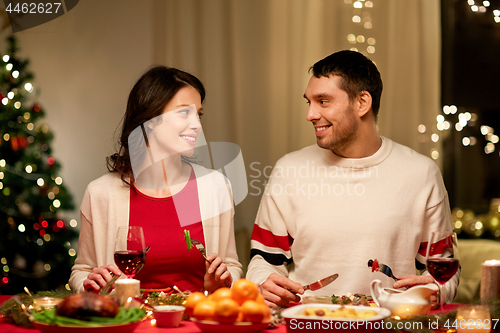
left=147, top=85, right=203, bottom=159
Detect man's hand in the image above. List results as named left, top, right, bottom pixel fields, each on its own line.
left=260, top=273, right=304, bottom=308
left=393, top=275, right=439, bottom=309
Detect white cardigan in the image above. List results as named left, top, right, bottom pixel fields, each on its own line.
left=69, top=164, right=243, bottom=292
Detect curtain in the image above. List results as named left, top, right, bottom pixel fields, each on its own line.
left=151, top=0, right=441, bottom=268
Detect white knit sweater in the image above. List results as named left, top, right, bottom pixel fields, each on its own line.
left=246, top=137, right=459, bottom=303
left=69, top=163, right=242, bottom=292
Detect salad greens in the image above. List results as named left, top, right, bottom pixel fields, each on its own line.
left=32, top=307, right=146, bottom=326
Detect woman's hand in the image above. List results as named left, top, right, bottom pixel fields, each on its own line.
left=203, top=253, right=232, bottom=293
left=393, top=274, right=439, bottom=309
left=83, top=264, right=122, bottom=293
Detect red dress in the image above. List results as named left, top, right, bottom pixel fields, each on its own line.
left=129, top=169, right=206, bottom=292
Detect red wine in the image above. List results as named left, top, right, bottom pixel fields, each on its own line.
left=114, top=250, right=146, bottom=278
left=427, top=258, right=459, bottom=284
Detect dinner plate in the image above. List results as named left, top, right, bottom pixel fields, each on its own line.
left=281, top=304, right=390, bottom=332
left=30, top=320, right=142, bottom=333
left=190, top=318, right=271, bottom=333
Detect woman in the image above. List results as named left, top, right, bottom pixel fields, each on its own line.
left=69, top=66, right=242, bottom=293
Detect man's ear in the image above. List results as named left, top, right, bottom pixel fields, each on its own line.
left=356, top=91, right=372, bottom=118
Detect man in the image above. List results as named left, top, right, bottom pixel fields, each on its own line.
left=246, top=50, right=459, bottom=308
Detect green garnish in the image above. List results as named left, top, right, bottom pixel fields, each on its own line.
left=184, top=230, right=193, bottom=251
left=32, top=307, right=146, bottom=326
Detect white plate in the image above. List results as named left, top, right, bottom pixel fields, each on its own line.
left=281, top=304, right=390, bottom=332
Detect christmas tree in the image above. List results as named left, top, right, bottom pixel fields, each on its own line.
left=0, top=35, right=79, bottom=294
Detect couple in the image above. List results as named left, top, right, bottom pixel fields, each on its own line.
left=69, top=50, right=459, bottom=308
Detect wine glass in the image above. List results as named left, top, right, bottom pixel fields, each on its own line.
left=114, top=226, right=147, bottom=278
left=426, top=231, right=460, bottom=313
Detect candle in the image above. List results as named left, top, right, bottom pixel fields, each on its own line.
left=481, top=260, right=500, bottom=301
left=115, top=278, right=140, bottom=307
left=32, top=297, right=63, bottom=311
left=456, top=305, right=491, bottom=333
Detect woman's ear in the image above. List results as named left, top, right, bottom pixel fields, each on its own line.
left=357, top=91, right=373, bottom=118
left=147, top=120, right=154, bottom=130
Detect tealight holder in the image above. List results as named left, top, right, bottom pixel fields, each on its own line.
left=456, top=305, right=491, bottom=333
left=32, top=297, right=63, bottom=311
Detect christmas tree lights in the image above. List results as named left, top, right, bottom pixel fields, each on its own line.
left=0, top=36, right=78, bottom=294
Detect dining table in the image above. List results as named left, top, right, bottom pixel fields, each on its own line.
left=0, top=294, right=465, bottom=333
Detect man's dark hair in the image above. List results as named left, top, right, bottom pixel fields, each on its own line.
left=310, top=50, right=383, bottom=118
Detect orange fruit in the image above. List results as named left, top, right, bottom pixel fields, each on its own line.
left=184, top=292, right=206, bottom=317
left=255, top=293, right=266, bottom=304
left=193, top=300, right=217, bottom=321
left=214, top=298, right=240, bottom=323
left=231, top=278, right=259, bottom=305
left=236, top=310, right=245, bottom=322
left=241, top=300, right=266, bottom=323
left=211, top=287, right=232, bottom=302
left=261, top=303, right=271, bottom=321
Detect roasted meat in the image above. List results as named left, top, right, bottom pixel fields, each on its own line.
left=55, top=293, right=119, bottom=320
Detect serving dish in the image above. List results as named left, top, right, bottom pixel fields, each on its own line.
left=190, top=317, right=271, bottom=333
left=281, top=303, right=390, bottom=332
left=30, top=320, right=142, bottom=333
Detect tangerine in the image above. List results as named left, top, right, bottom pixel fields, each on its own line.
left=261, top=303, right=271, bottom=321
left=211, top=287, right=232, bottom=302
left=214, top=298, right=240, bottom=323
left=241, top=300, right=266, bottom=323
left=184, top=291, right=206, bottom=317
left=231, top=278, right=259, bottom=305
left=236, top=310, right=245, bottom=322
left=193, top=300, right=217, bottom=321
left=255, top=293, right=266, bottom=304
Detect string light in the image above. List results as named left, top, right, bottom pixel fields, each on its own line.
left=345, top=0, right=376, bottom=54
left=468, top=0, right=500, bottom=23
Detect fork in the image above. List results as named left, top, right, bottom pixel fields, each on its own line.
left=190, top=237, right=213, bottom=263
left=368, top=259, right=399, bottom=281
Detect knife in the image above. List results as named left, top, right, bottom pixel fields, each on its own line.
left=303, top=273, right=339, bottom=291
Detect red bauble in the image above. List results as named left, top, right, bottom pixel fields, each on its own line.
left=9, top=136, right=28, bottom=151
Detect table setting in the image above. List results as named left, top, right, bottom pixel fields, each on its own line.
left=2, top=230, right=500, bottom=333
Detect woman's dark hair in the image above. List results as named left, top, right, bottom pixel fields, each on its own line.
left=310, top=50, right=383, bottom=119
left=107, top=66, right=205, bottom=183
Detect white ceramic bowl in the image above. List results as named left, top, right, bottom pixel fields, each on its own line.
left=153, top=305, right=185, bottom=328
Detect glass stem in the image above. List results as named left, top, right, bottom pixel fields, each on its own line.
left=438, top=283, right=444, bottom=313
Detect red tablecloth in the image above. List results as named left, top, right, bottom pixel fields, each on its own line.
left=0, top=295, right=463, bottom=333
left=0, top=295, right=285, bottom=333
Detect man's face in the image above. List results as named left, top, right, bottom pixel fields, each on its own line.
left=304, top=75, right=359, bottom=153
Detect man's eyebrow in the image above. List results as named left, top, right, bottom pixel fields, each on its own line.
left=303, top=93, right=333, bottom=100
